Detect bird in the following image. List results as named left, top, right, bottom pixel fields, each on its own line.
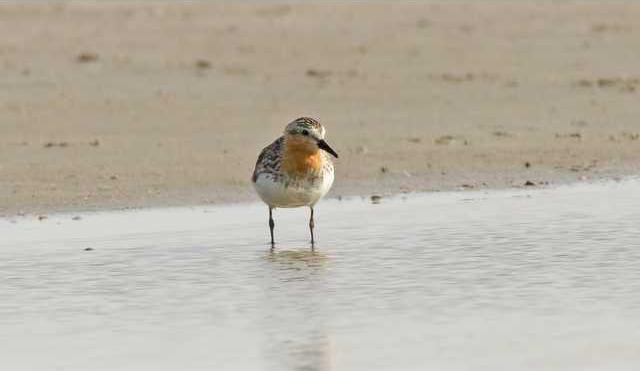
left=252, top=117, right=338, bottom=248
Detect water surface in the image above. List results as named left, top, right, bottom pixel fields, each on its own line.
left=2, top=180, right=640, bottom=370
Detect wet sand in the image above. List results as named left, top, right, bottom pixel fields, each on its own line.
left=2, top=2, right=640, bottom=216
left=2, top=179, right=640, bottom=370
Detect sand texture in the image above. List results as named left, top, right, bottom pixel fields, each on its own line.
left=1, top=2, right=640, bottom=216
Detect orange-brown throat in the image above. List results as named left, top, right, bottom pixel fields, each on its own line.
left=282, top=135, right=322, bottom=176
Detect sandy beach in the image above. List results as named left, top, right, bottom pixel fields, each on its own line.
left=1, top=1, right=639, bottom=216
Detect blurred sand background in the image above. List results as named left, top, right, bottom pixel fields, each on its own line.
left=1, top=1, right=639, bottom=216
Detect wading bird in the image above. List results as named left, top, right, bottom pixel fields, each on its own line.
left=252, top=117, right=338, bottom=247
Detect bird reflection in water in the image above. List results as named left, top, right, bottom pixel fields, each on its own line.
left=266, top=249, right=329, bottom=269
left=261, top=248, right=334, bottom=371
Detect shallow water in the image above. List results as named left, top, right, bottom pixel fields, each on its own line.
left=2, top=180, right=640, bottom=371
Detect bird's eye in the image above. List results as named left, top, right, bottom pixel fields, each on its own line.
left=302, top=130, right=309, bottom=136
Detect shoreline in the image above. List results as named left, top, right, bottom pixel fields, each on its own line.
left=3, top=171, right=636, bottom=219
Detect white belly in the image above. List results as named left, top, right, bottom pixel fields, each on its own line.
left=254, top=172, right=334, bottom=208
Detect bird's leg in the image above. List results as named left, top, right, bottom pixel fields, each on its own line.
left=309, top=206, right=315, bottom=248
left=269, top=207, right=275, bottom=248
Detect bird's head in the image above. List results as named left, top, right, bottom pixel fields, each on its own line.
left=284, top=117, right=338, bottom=158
